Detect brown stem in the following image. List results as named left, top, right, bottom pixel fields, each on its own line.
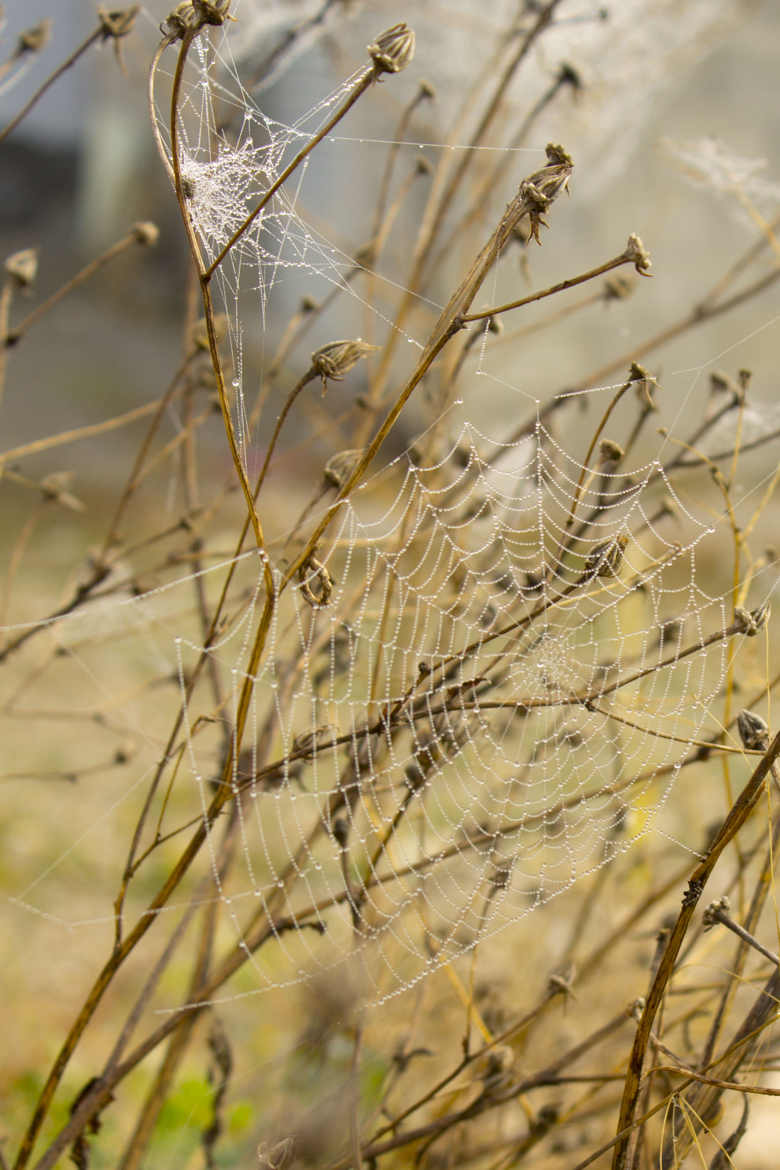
left=610, top=730, right=780, bottom=1170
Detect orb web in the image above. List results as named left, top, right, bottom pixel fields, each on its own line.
left=168, top=406, right=733, bottom=1002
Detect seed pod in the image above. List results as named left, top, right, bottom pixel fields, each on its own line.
left=311, top=338, right=377, bottom=392
left=368, top=23, right=415, bottom=75
left=132, top=221, right=159, bottom=247
left=737, top=710, right=769, bottom=751
left=584, top=534, right=628, bottom=580
left=623, top=233, right=652, bottom=275
left=4, top=249, right=38, bottom=289
left=323, top=448, right=363, bottom=491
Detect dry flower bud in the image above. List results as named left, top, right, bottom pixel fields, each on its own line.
left=293, top=724, right=339, bottom=758
left=418, top=80, right=436, bottom=100
left=599, top=439, right=624, bottom=465
left=603, top=274, right=634, bottom=301
left=17, top=22, right=51, bottom=56
left=709, top=370, right=731, bottom=395
left=98, top=7, right=140, bottom=40
left=323, top=448, right=363, bottom=491
left=161, top=1, right=196, bottom=36
left=368, top=23, right=415, bottom=75
left=193, top=0, right=232, bottom=26
left=519, top=144, right=574, bottom=244
left=702, top=895, right=730, bottom=929
left=298, top=555, right=334, bottom=607
left=132, top=221, right=159, bottom=246
left=332, top=817, right=350, bottom=848
left=190, top=312, right=227, bottom=351
left=311, top=338, right=378, bottom=392
left=558, top=62, right=583, bottom=90
left=4, top=248, right=38, bottom=289
left=737, top=710, right=769, bottom=751
left=161, top=0, right=232, bottom=38
left=623, top=233, right=652, bottom=276
left=734, top=603, right=770, bottom=636
left=584, top=534, right=628, bottom=580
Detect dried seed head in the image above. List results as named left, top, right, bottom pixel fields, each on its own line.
left=161, top=1, right=197, bottom=36
left=161, top=0, right=232, bottom=39
left=298, top=555, right=334, bottom=607
left=332, top=817, right=350, bottom=849
left=323, top=448, right=363, bottom=491
left=623, top=233, right=652, bottom=276
left=132, top=221, right=159, bottom=247
left=737, top=710, right=769, bottom=752
left=734, top=603, right=770, bottom=636
left=98, top=7, right=140, bottom=41
left=584, top=534, right=628, bottom=580
left=190, top=312, right=227, bottom=351
left=311, top=338, right=378, bottom=392
left=193, top=0, right=232, bottom=26
left=489, top=862, right=514, bottom=893
left=519, top=144, right=574, bottom=244
left=603, top=274, right=634, bottom=301
left=630, top=362, right=657, bottom=410
left=598, top=439, right=624, bottom=465
left=4, top=248, right=38, bottom=289
left=702, top=895, right=729, bottom=931
left=709, top=369, right=732, bottom=395
left=558, top=61, right=583, bottom=91
left=293, top=724, right=339, bottom=758
left=368, top=23, right=415, bottom=75
left=17, top=22, right=51, bottom=56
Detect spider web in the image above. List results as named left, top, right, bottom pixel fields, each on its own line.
left=6, top=1, right=775, bottom=1016
left=167, top=402, right=731, bottom=1002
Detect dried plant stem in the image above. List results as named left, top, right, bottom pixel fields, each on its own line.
left=167, top=30, right=267, bottom=561
left=0, top=399, right=162, bottom=470
left=252, top=369, right=318, bottom=501
left=0, top=24, right=102, bottom=145
left=4, top=227, right=155, bottom=347
left=354, top=0, right=564, bottom=439
left=460, top=249, right=637, bottom=323
left=610, top=730, right=780, bottom=1170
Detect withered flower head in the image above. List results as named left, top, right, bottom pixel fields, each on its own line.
left=599, top=439, right=624, bottom=465
left=161, top=0, right=232, bottom=39
left=623, top=233, right=652, bottom=276
left=4, top=249, right=38, bottom=289
left=519, top=144, right=574, bottom=244
left=98, top=7, right=140, bottom=40
left=368, top=23, right=415, bottom=75
left=311, top=338, right=378, bottom=392
left=584, top=534, right=628, bottom=580
left=323, top=448, right=363, bottom=491
left=17, top=22, right=51, bottom=56
left=132, top=221, right=159, bottom=246
left=737, top=709, right=769, bottom=752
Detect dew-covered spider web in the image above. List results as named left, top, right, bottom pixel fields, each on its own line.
left=168, top=405, right=737, bottom=1002
left=7, top=0, right=778, bottom=1018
